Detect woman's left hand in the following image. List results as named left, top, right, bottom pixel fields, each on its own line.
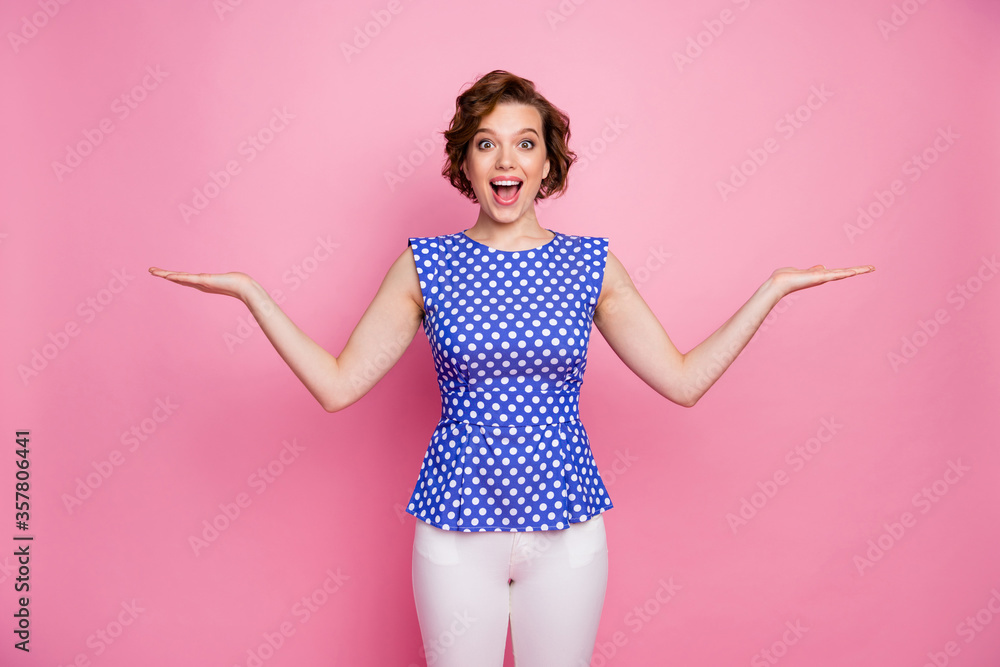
left=768, top=264, right=875, bottom=297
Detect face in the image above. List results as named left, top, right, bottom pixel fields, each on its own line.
left=461, top=103, right=551, bottom=225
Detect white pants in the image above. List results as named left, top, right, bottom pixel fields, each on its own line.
left=411, top=515, right=609, bottom=667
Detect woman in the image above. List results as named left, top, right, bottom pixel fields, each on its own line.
left=150, top=70, right=873, bottom=666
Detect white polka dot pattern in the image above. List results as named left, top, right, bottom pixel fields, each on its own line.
left=405, top=229, right=613, bottom=532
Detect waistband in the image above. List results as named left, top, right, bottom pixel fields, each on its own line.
left=438, top=387, right=581, bottom=429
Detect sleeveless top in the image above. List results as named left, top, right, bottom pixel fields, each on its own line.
left=405, top=228, right=614, bottom=532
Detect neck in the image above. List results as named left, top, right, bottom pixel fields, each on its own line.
left=466, top=207, right=549, bottom=243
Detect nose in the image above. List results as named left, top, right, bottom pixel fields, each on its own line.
left=495, top=144, right=514, bottom=168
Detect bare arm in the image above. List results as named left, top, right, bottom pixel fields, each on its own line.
left=149, top=245, right=424, bottom=412
left=593, top=251, right=874, bottom=407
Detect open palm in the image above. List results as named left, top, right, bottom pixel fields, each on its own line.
left=148, top=267, right=254, bottom=301
left=770, top=264, right=875, bottom=296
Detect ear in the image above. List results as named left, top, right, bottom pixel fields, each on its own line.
left=542, top=158, right=551, bottom=182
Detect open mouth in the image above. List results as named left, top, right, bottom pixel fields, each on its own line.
left=490, top=179, right=523, bottom=204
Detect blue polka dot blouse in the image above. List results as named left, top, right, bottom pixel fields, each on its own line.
left=404, top=229, right=614, bottom=532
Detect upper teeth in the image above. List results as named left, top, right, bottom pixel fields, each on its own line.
left=493, top=180, right=520, bottom=186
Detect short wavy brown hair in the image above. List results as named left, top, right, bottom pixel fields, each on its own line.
left=442, top=70, right=576, bottom=202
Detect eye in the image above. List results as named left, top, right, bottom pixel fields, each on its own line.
left=519, top=140, right=534, bottom=149
left=477, top=139, right=495, bottom=149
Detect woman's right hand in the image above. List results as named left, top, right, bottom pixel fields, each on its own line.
left=148, top=267, right=254, bottom=302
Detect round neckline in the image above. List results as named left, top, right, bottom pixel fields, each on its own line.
left=460, top=228, right=559, bottom=253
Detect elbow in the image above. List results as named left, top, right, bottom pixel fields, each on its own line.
left=676, top=395, right=700, bottom=408
left=322, top=387, right=359, bottom=413
left=320, top=390, right=347, bottom=413
left=665, top=383, right=701, bottom=408
left=658, top=389, right=699, bottom=408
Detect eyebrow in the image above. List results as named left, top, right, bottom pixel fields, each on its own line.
left=473, top=128, right=540, bottom=138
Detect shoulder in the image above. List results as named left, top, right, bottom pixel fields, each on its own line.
left=382, top=238, right=431, bottom=313
left=559, top=233, right=609, bottom=249
left=596, top=249, right=632, bottom=312
left=406, top=233, right=464, bottom=260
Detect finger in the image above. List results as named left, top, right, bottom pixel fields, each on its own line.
left=149, top=267, right=194, bottom=280
left=151, top=269, right=210, bottom=287
left=818, top=266, right=875, bottom=282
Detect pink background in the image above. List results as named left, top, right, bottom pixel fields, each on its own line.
left=3, top=0, right=999, bottom=665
